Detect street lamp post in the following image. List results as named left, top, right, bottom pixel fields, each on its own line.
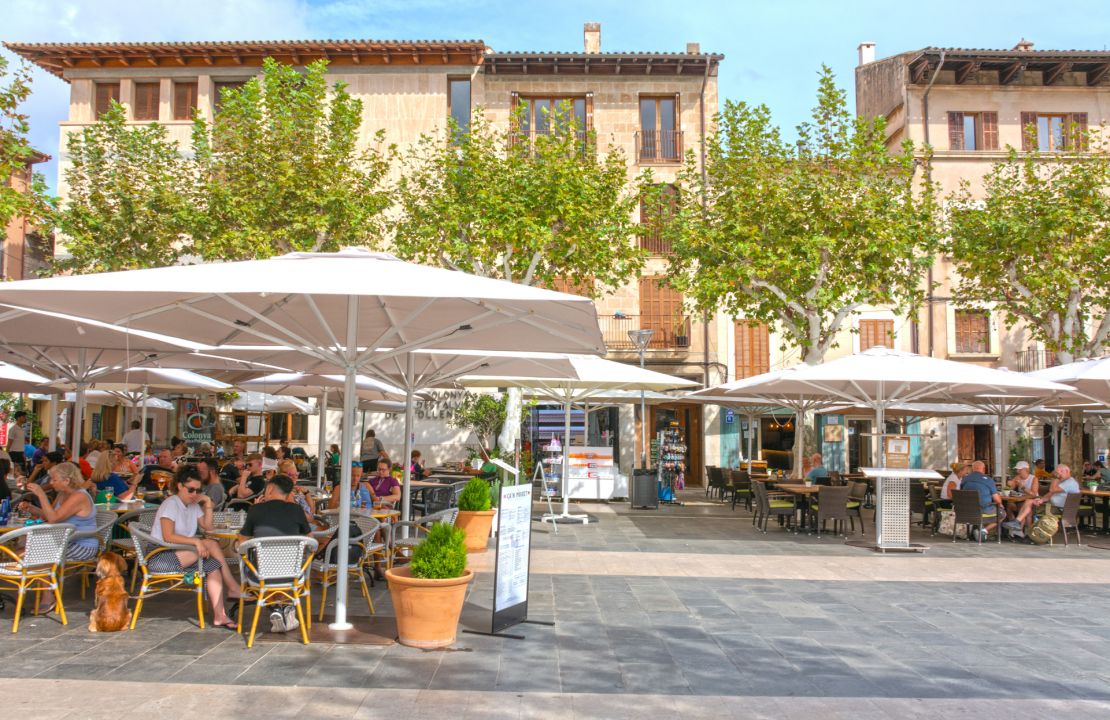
left=628, top=329, right=655, bottom=469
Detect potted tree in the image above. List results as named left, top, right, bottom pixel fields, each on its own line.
left=386, top=522, right=473, bottom=648
left=672, top=308, right=689, bottom=348
left=455, top=476, right=496, bottom=553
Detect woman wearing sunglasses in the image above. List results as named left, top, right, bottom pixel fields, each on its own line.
left=150, top=464, right=241, bottom=629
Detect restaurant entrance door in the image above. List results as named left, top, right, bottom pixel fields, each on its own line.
left=652, top=403, right=702, bottom=488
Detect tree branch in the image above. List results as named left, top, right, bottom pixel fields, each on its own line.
left=522, top=250, right=543, bottom=287
left=750, top=280, right=809, bottom=319
left=437, top=252, right=465, bottom=273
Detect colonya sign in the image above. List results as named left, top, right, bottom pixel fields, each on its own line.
left=414, top=390, right=468, bottom=422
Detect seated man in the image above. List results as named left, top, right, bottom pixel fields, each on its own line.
left=1008, top=463, right=1080, bottom=535
left=1007, top=461, right=1038, bottom=496
left=805, top=453, right=827, bottom=482
left=235, top=474, right=312, bottom=633
left=1100, top=461, right=1110, bottom=485
left=27, top=450, right=64, bottom=486
left=228, top=453, right=267, bottom=500
left=136, top=449, right=177, bottom=492
left=960, top=460, right=1003, bottom=541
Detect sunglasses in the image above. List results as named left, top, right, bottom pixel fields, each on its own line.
left=183, top=486, right=203, bottom=494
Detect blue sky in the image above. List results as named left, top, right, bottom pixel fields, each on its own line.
left=4, top=0, right=1108, bottom=193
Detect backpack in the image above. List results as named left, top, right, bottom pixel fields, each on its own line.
left=1030, top=507, right=1059, bottom=545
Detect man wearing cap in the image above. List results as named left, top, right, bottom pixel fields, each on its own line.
left=1007, top=461, right=1037, bottom=496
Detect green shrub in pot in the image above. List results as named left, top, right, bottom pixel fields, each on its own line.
left=457, top=476, right=492, bottom=512
left=410, top=522, right=468, bottom=580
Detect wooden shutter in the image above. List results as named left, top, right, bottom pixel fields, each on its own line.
left=957, top=425, right=975, bottom=464
left=94, top=83, right=120, bottom=117
left=955, top=310, right=990, bottom=353
left=947, top=112, right=964, bottom=150
left=735, top=322, right=770, bottom=379
left=584, top=92, right=594, bottom=133
left=173, top=82, right=198, bottom=120
left=639, top=277, right=685, bottom=347
left=859, top=319, right=893, bottom=350
left=1070, top=112, right=1089, bottom=150
left=981, top=112, right=999, bottom=150
left=133, top=82, right=159, bottom=121
left=1020, top=112, right=1037, bottom=151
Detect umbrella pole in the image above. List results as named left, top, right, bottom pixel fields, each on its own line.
left=746, top=411, right=755, bottom=474
left=793, top=408, right=805, bottom=479
left=562, top=394, right=572, bottom=516
left=331, top=295, right=359, bottom=631
left=401, top=352, right=415, bottom=526
left=140, top=384, right=149, bottom=450
left=317, top=388, right=328, bottom=489
left=72, top=381, right=87, bottom=455
left=47, top=393, right=57, bottom=451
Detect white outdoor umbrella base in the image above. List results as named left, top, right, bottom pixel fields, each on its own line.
left=844, top=538, right=928, bottom=553
left=541, top=511, right=593, bottom=525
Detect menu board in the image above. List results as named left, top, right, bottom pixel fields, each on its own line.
left=492, top=483, right=533, bottom=633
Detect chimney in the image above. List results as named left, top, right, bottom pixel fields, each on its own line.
left=584, top=22, right=601, bottom=54
left=686, top=42, right=701, bottom=55
left=1013, top=38, right=1035, bottom=51
left=858, top=42, right=876, bottom=66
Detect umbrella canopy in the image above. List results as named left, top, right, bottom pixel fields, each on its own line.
left=29, top=391, right=175, bottom=411
left=1028, top=356, right=1110, bottom=403
left=48, top=367, right=231, bottom=394
left=0, top=361, right=50, bottom=393
left=0, top=248, right=605, bottom=631
left=231, top=392, right=315, bottom=414
left=237, top=372, right=406, bottom=402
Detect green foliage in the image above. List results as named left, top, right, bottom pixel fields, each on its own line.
left=392, top=105, right=647, bottom=294
left=945, top=130, right=1110, bottom=362
left=54, top=102, right=196, bottom=274
left=664, top=66, right=940, bottom=363
left=0, top=57, right=54, bottom=240
left=1009, top=428, right=1032, bottom=471
left=457, top=476, right=492, bottom=511
left=191, top=58, right=393, bottom=260
left=450, top=393, right=508, bottom=458
left=409, top=521, right=468, bottom=580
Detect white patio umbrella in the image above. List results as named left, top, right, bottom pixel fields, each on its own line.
left=231, top=391, right=315, bottom=414
left=0, top=249, right=605, bottom=629
left=0, top=361, right=50, bottom=393
left=460, top=355, right=698, bottom=523
left=1028, top=356, right=1110, bottom=402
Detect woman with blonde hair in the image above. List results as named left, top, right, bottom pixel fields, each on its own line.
left=20, top=462, right=100, bottom=561
left=91, top=449, right=134, bottom=500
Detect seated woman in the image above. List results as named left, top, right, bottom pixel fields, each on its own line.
left=91, top=451, right=134, bottom=501
left=367, top=460, right=402, bottom=509
left=151, top=465, right=240, bottom=629
left=110, top=444, right=138, bottom=477
left=410, top=450, right=428, bottom=480
left=19, top=462, right=100, bottom=611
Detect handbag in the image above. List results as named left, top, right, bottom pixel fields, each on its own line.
left=937, top=510, right=955, bottom=536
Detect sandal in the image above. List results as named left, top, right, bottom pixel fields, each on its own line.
left=213, top=619, right=239, bottom=631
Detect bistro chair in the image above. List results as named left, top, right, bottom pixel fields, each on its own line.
left=113, top=508, right=159, bottom=594
left=752, top=481, right=797, bottom=533
left=63, top=509, right=117, bottom=599
left=413, top=485, right=456, bottom=517
left=846, top=481, right=867, bottom=533
left=813, top=476, right=832, bottom=487
left=313, top=516, right=387, bottom=621
left=704, top=466, right=718, bottom=497
left=236, top=535, right=318, bottom=648
left=729, top=469, right=752, bottom=511
left=0, top=523, right=74, bottom=633
left=910, top=483, right=934, bottom=528
left=390, top=507, right=459, bottom=566
left=1058, top=492, right=1083, bottom=547
left=128, top=525, right=207, bottom=629
left=1077, top=494, right=1096, bottom=531
left=807, top=485, right=850, bottom=539
left=951, top=490, right=1000, bottom=545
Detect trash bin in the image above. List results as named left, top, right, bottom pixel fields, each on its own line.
left=631, top=469, right=659, bottom=509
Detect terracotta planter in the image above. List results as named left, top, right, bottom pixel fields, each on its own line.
left=455, top=509, right=496, bottom=553
left=386, top=566, right=474, bottom=648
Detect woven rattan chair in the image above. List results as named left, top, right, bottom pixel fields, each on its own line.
left=951, top=490, right=1000, bottom=544
left=389, top=507, right=459, bottom=566
left=312, top=517, right=386, bottom=621
left=807, top=485, right=851, bottom=539
left=236, top=535, right=318, bottom=647
left=0, top=523, right=75, bottom=632
left=752, top=481, right=797, bottom=533
left=1059, top=492, right=1083, bottom=547
left=64, top=509, right=118, bottom=599
left=846, top=481, right=867, bottom=533
left=729, top=470, right=752, bottom=511
left=112, top=508, right=158, bottom=593
left=128, top=525, right=207, bottom=629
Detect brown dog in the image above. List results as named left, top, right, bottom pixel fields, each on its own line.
left=88, top=552, right=131, bottom=632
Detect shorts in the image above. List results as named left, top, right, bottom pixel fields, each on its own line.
left=147, top=550, right=223, bottom=575
left=65, top=543, right=99, bottom=562
left=362, top=459, right=379, bottom=473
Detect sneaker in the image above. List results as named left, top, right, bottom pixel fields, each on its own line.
left=269, top=609, right=286, bottom=633
left=1003, top=520, right=1022, bottom=532
left=283, top=605, right=299, bottom=632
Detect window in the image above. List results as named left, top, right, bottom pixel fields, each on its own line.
left=735, top=321, right=770, bottom=379
left=954, top=310, right=990, bottom=354
left=1020, top=112, right=1088, bottom=151
left=132, top=82, right=160, bottom=121
left=859, top=319, right=894, bottom=351
left=173, top=81, right=198, bottom=121
left=448, top=78, right=471, bottom=134
left=639, top=184, right=677, bottom=254
left=514, top=95, right=588, bottom=137
left=214, top=80, right=247, bottom=113
left=638, top=95, right=680, bottom=162
left=947, top=112, right=998, bottom=151
left=639, top=277, right=688, bottom=348
left=94, top=82, right=120, bottom=117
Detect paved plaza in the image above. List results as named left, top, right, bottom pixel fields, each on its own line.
left=3, top=492, right=1110, bottom=718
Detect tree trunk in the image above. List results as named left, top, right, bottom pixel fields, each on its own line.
left=1063, top=407, right=1085, bottom=473
left=793, top=409, right=806, bottom=479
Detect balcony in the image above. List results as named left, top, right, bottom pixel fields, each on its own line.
left=508, top=129, right=591, bottom=154
left=1014, top=348, right=1058, bottom=372
left=636, top=130, right=683, bottom=163
left=599, top=314, right=691, bottom=350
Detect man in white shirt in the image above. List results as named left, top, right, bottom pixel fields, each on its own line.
left=1007, top=460, right=1037, bottom=495
left=6, top=411, right=27, bottom=471
left=122, top=420, right=149, bottom=454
